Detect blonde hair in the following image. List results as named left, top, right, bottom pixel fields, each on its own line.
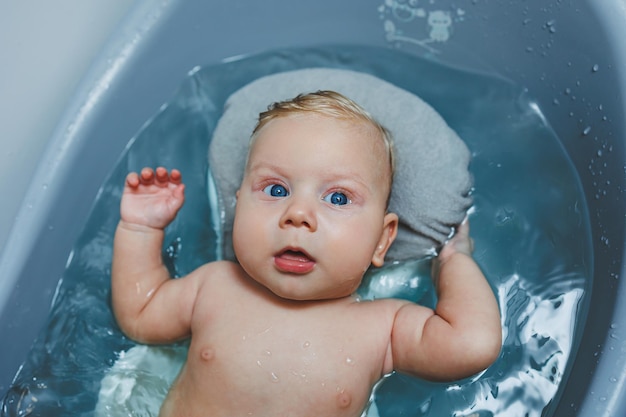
left=251, top=90, right=395, bottom=195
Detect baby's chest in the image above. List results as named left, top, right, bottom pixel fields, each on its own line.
left=189, top=304, right=388, bottom=400
left=205, top=321, right=379, bottom=379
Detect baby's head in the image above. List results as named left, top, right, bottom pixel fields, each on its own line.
left=233, top=91, right=398, bottom=300
left=250, top=90, right=395, bottom=201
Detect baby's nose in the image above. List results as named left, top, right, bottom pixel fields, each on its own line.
left=279, top=198, right=317, bottom=231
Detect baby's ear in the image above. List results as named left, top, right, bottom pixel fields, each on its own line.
left=371, top=212, right=399, bottom=267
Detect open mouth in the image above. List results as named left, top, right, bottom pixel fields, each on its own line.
left=274, top=248, right=316, bottom=274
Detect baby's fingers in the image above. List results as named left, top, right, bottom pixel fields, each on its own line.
left=140, top=167, right=156, bottom=185
left=155, top=167, right=169, bottom=185
left=455, top=217, right=470, bottom=240
left=439, top=218, right=474, bottom=262
left=125, top=167, right=183, bottom=193
left=449, top=219, right=473, bottom=256
left=170, top=168, right=182, bottom=184
left=155, top=167, right=182, bottom=186
left=125, top=172, right=141, bottom=189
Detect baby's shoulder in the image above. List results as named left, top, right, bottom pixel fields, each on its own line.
left=192, top=259, right=245, bottom=280
left=189, top=260, right=246, bottom=290
left=186, top=260, right=253, bottom=310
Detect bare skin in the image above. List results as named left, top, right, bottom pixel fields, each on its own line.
left=112, top=114, right=501, bottom=417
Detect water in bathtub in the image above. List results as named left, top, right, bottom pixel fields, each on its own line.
left=0, top=46, right=591, bottom=417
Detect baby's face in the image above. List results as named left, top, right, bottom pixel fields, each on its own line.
left=233, top=113, right=397, bottom=301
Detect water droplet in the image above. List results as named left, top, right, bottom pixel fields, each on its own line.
left=592, top=64, right=600, bottom=73
left=290, top=370, right=307, bottom=379
left=597, top=150, right=603, bottom=157
left=263, top=349, right=272, bottom=356
left=42, top=183, right=48, bottom=190
left=552, top=98, right=560, bottom=105
left=544, top=20, right=556, bottom=33
left=270, top=372, right=280, bottom=382
left=610, top=377, right=618, bottom=383
left=303, top=341, right=311, bottom=348
left=346, top=357, right=355, bottom=366
left=582, top=126, right=592, bottom=136
left=256, top=360, right=262, bottom=367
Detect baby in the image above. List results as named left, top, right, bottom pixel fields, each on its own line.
left=111, top=91, right=501, bottom=417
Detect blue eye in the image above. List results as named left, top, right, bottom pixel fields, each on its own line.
left=324, top=191, right=350, bottom=206
left=263, top=184, right=289, bottom=197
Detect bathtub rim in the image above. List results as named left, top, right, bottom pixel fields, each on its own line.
left=0, top=1, right=625, bottom=415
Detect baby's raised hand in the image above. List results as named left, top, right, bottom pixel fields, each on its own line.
left=438, top=217, right=474, bottom=264
left=120, top=167, right=185, bottom=230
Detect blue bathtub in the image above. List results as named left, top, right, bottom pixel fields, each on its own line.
left=0, top=1, right=624, bottom=415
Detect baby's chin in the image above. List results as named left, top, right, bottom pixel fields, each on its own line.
left=261, top=280, right=356, bottom=303
left=240, top=264, right=361, bottom=302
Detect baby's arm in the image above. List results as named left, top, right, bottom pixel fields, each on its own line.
left=112, top=167, right=198, bottom=344
left=390, top=220, right=502, bottom=381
